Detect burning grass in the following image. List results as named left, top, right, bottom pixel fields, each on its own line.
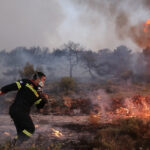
left=88, top=90, right=150, bottom=123
left=1, top=82, right=150, bottom=149
left=0, top=117, right=150, bottom=150
left=35, top=118, right=150, bottom=150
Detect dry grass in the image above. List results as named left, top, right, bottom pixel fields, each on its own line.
left=91, top=118, right=150, bottom=150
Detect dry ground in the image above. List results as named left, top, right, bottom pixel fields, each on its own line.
left=0, top=114, right=93, bottom=149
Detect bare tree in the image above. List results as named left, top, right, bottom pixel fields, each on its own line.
left=19, top=62, right=35, bottom=78
left=142, top=47, right=150, bottom=82
left=64, top=41, right=82, bottom=78
left=81, top=50, right=97, bottom=79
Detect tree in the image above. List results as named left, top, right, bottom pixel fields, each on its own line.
left=120, top=70, right=133, bottom=81
left=142, top=47, right=150, bottom=82
left=81, top=50, right=97, bottom=79
left=94, top=46, right=132, bottom=80
left=64, top=41, right=82, bottom=78
left=59, top=77, right=76, bottom=94
left=19, top=62, right=35, bottom=78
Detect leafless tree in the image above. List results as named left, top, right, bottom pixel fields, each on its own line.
left=81, top=50, right=97, bottom=79
left=64, top=41, right=82, bottom=78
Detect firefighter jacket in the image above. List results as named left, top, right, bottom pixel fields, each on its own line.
left=1, top=79, right=47, bottom=114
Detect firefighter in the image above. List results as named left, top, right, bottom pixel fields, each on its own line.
left=0, top=72, right=48, bottom=146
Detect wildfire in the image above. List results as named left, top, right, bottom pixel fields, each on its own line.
left=114, top=96, right=150, bottom=120
left=129, top=18, right=150, bottom=48
left=35, top=124, right=39, bottom=128
left=88, top=95, right=150, bottom=124
left=124, top=96, right=150, bottom=118
left=89, top=112, right=101, bottom=125
left=3, top=132, right=10, bottom=136
left=144, top=19, right=150, bottom=33
left=116, top=107, right=129, bottom=115
left=51, top=128, right=63, bottom=138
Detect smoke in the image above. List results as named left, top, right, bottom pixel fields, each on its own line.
left=0, top=44, right=148, bottom=84
left=0, top=45, right=150, bottom=114
left=89, top=89, right=112, bottom=118
left=0, top=46, right=92, bottom=83
left=142, top=0, right=150, bottom=9
left=0, top=0, right=150, bottom=51
left=0, top=0, right=65, bottom=51
left=69, top=0, right=150, bottom=49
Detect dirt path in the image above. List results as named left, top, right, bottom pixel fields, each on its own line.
left=0, top=115, right=91, bottom=149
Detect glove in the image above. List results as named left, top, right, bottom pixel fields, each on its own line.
left=0, top=91, right=4, bottom=95
left=42, top=93, right=49, bottom=99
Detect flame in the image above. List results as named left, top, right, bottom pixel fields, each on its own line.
left=116, top=107, right=129, bottom=115
left=51, top=128, right=63, bottom=138
left=63, top=96, right=72, bottom=108
left=129, top=18, right=150, bottom=48
left=35, top=124, right=39, bottom=128
left=145, top=19, right=150, bottom=24
left=114, top=96, right=150, bottom=119
left=97, top=96, right=101, bottom=100
left=3, top=132, right=10, bottom=136
left=88, top=95, right=150, bottom=124
left=144, top=19, right=150, bottom=33
left=116, top=96, right=150, bottom=119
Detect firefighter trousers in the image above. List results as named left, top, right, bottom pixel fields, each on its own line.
left=9, top=107, right=35, bottom=144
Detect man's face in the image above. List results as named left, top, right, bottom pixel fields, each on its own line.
left=37, top=76, right=46, bottom=87
left=40, top=76, right=46, bottom=83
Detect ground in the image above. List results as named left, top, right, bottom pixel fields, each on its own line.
left=1, top=82, right=150, bottom=149
left=0, top=114, right=94, bottom=150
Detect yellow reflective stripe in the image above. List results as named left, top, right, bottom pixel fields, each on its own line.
left=26, top=83, right=39, bottom=97
left=34, top=99, right=42, bottom=105
left=22, top=129, right=32, bottom=137
left=16, top=82, right=21, bottom=90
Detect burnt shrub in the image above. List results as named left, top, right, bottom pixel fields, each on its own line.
left=91, top=118, right=150, bottom=150
left=19, top=62, right=35, bottom=78
left=59, top=77, right=76, bottom=94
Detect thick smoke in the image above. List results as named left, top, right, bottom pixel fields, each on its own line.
left=0, top=44, right=150, bottom=114
left=0, top=0, right=65, bottom=51
left=69, top=0, right=150, bottom=49
left=89, top=89, right=112, bottom=118
left=0, top=44, right=149, bottom=85
left=0, top=0, right=150, bottom=51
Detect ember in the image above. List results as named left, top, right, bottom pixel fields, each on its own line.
left=124, top=96, right=150, bottom=119
left=89, top=112, right=101, bottom=125
left=3, top=132, right=10, bottom=136
left=144, top=19, right=150, bottom=33
left=51, top=128, right=63, bottom=138
left=116, top=107, right=129, bottom=115
left=89, top=95, right=150, bottom=124
left=35, top=124, right=39, bottom=128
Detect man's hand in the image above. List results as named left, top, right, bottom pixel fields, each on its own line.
left=0, top=91, right=3, bottom=95
left=42, top=93, right=49, bottom=99
left=39, top=109, right=44, bottom=113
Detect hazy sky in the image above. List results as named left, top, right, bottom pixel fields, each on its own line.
left=0, top=0, right=150, bottom=51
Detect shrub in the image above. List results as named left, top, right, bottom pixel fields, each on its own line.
left=121, top=70, right=133, bottom=81
left=59, top=77, right=76, bottom=94
left=92, top=118, right=150, bottom=150
left=19, top=62, right=35, bottom=78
